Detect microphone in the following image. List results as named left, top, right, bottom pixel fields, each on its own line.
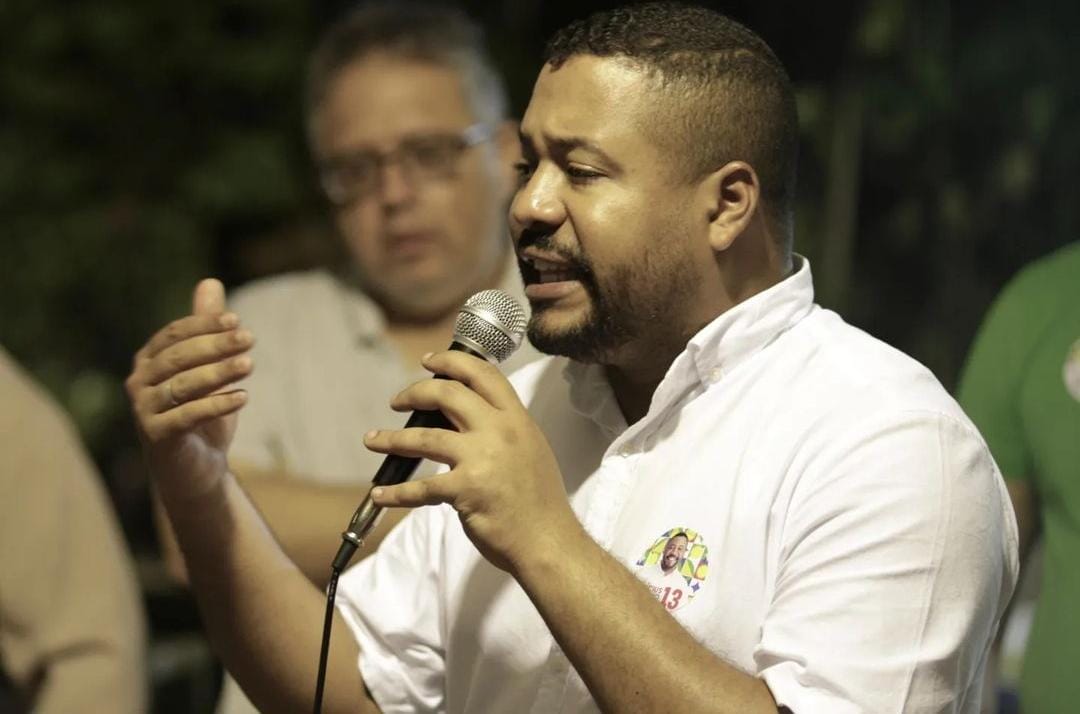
left=330, top=289, right=528, bottom=572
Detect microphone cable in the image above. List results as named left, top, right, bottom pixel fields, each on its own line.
left=313, top=567, right=342, bottom=714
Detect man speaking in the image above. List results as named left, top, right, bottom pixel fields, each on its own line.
left=127, top=3, right=1017, bottom=712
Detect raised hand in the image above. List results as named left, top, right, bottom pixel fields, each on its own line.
left=126, top=278, right=254, bottom=503
left=363, top=350, right=580, bottom=574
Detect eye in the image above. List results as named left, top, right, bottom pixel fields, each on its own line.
left=513, top=160, right=536, bottom=182
left=406, top=138, right=460, bottom=170
left=566, top=164, right=603, bottom=183
left=338, top=158, right=378, bottom=182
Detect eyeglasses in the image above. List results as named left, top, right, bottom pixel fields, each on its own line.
left=318, top=123, right=493, bottom=206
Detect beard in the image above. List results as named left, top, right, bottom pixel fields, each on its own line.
left=526, top=269, right=634, bottom=362
left=518, top=225, right=699, bottom=364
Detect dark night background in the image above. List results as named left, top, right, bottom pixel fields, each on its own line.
left=1, top=0, right=1077, bottom=709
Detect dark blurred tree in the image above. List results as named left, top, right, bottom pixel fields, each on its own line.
left=824, top=0, right=1080, bottom=387
left=0, top=0, right=323, bottom=545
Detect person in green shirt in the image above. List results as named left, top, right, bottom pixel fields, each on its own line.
left=958, top=241, right=1080, bottom=713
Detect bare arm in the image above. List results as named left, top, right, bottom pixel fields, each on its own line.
left=518, top=522, right=777, bottom=712
left=163, top=472, right=371, bottom=714
left=156, top=462, right=412, bottom=588
left=129, top=279, right=376, bottom=714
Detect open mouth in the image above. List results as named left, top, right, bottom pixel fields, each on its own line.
left=519, top=255, right=586, bottom=286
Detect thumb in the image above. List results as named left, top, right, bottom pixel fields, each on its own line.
left=193, top=278, right=226, bottom=316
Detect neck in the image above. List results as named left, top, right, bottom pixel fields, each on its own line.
left=602, top=245, right=792, bottom=426
left=604, top=349, right=673, bottom=426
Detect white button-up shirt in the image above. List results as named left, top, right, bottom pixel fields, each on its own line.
left=337, top=258, right=1018, bottom=713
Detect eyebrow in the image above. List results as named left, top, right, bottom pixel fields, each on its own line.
left=519, top=130, right=624, bottom=173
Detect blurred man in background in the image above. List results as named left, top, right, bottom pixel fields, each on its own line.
left=0, top=346, right=146, bottom=713
left=150, top=2, right=538, bottom=712
left=959, top=241, right=1080, bottom=714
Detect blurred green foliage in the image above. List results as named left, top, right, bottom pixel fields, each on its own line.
left=0, top=0, right=320, bottom=521
left=791, top=0, right=1080, bottom=385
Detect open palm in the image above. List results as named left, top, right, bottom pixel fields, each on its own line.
left=127, top=279, right=253, bottom=502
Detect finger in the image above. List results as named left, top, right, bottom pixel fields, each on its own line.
left=139, top=312, right=241, bottom=361
left=363, top=427, right=462, bottom=465
left=150, top=354, right=253, bottom=413
left=141, top=390, right=248, bottom=443
left=370, top=472, right=457, bottom=508
left=388, top=378, right=496, bottom=429
left=421, top=350, right=523, bottom=411
left=193, top=278, right=227, bottom=316
left=142, top=328, right=254, bottom=386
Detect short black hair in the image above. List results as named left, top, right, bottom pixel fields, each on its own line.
left=307, top=1, right=508, bottom=126
left=545, top=2, right=798, bottom=245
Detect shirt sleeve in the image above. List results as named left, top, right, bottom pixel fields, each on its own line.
left=756, top=410, right=1018, bottom=713
left=957, top=270, right=1048, bottom=482
left=335, top=504, right=452, bottom=713
left=0, top=368, right=147, bottom=713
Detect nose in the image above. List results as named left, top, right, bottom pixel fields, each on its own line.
left=509, top=166, right=565, bottom=241
left=376, top=158, right=416, bottom=209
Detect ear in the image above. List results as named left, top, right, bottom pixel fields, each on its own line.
left=492, top=119, right=522, bottom=199
left=701, top=161, right=760, bottom=253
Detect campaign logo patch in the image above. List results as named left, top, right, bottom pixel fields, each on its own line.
left=1064, top=338, right=1080, bottom=403
left=635, top=528, right=709, bottom=612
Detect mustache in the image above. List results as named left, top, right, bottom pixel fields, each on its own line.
left=516, top=228, right=590, bottom=272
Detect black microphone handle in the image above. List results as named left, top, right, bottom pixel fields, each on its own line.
left=331, top=340, right=487, bottom=572
left=371, top=340, right=486, bottom=485
left=370, top=407, right=449, bottom=486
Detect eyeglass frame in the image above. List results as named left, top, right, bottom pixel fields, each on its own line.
left=317, top=123, right=495, bottom=206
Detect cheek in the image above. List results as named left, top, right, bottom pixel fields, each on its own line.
left=336, top=208, right=382, bottom=263
left=573, top=193, right=648, bottom=267
left=591, top=204, right=698, bottom=302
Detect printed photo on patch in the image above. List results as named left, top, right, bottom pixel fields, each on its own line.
left=635, top=528, right=709, bottom=612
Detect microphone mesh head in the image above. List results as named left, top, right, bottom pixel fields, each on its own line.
left=454, top=289, right=528, bottom=363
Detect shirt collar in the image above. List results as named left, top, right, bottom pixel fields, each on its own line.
left=563, top=255, right=816, bottom=434
left=682, top=254, right=814, bottom=387
left=333, top=270, right=384, bottom=345
left=564, top=358, right=626, bottom=436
